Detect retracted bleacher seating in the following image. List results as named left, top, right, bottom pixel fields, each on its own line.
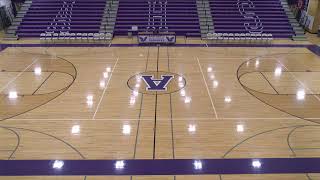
left=209, top=0, right=295, bottom=38
left=16, top=0, right=106, bottom=38
left=114, top=0, right=201, bottom=37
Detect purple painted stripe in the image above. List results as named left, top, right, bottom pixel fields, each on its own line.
left=307, top=45, right=320, bottom=56
left=0, top=43, right=313, bottom=48
left=0, top=44, right=319, bottom=56
left=0, top=44, right=7, bottom=52
left=1, top=158, right=320, bottom=176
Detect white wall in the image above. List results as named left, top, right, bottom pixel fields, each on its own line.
left=0, top=0, right=14, bottom=22
left=0, top=0, right=11, bottom=8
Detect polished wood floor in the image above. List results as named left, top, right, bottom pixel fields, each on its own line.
left=1, top=46, right=320, bottom=179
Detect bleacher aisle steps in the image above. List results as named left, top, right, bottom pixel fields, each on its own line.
left=100, top=0, right=119, bottom=35
left=279, top=0, right=307, bottom=41
left=4, top=0, right=32, bottom=40
left=196, top=0, right=214, bottom=39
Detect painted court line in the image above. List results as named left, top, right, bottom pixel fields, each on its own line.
left=163, top=57, right=254, bottom=60
left=8, top=117, right=319, bottom=121
left=275, top=59, right=320, bottom=102
left=0, top=58, right=38, bottom=94
left=92, top=57, right=119, bottom=119
left=196, top=57, right=218, bottom=119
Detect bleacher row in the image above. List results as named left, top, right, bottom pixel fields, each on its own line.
left=207, top=32, right=274, bottom=43
left=14, top=0, right=296, bottom=41
left=114, top=0, right=201, bottom=37
left=39, top=32, right=112, bottom=43
left=17, top=0, right=106, bottom=38
left=209, top=0, right=295, bottom=38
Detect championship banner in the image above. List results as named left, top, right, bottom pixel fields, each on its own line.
left=138, top=34, right=176, bottom=44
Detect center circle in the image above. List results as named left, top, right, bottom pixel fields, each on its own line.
left=127, top=71, right=186, bottom=95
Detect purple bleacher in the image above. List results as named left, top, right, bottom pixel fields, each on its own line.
left=209, top=0, right=295, bottom=38
left=114, top=0, right=201, bottom=37
left=16, top=0, right=107, bottom=38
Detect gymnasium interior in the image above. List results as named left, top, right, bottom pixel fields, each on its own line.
left=1, top=0, right=320, bottom=179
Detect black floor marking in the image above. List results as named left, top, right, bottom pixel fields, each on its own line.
left=4, top=45, right=320, bottom=179
left=1, top=126, right=86, bottom=159
left=287, top=126, right=302, bottom=157
left=287, top=126, right=320, bottom=151
left=133, top=93, right=144, bottom=159
left=32, top=72, right=54, bottom=95
left=0, top=54, right=77, bottom=122
left=131, top=47, right=150, bottom=180
left=167, top=46, right=176, bottom=180
left=221, top=125, right=311, bottom=180
left=260, top=72, right=279, bottom=94
left=0, top=126, right=87, bottom=180
left=0, top=71, right=74, bottom=96
left=223, top=125, right=303, bottom=158
left=153, top=45, right=160, bottom=159
left=237, top=53, right=320, bottom=125
left=167, top=47, right=176, bottom=159
left=287, top=125, right=320, bottom=180
left=239, top=71, right=320, bottom=95
left=153, top=92, right=158, bottom=159
left=222, top=125, right=320, bottom=180
left=0, top=127, right=20, bottom=160
left=293, top=147, right=320, bottom=150
left=133, top=47, right=150, bottom=158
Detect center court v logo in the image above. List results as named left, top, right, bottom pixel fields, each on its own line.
left=142, top=75, right=174, bottom=91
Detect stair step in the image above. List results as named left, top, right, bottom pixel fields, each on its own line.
left=12, top=22, right=21, bottom=26
left=197, top=0, right=214, bottom=39
left=292, top=37, right=307, bottom=41
left=100, top=0, right=118, bottom=36
left=4, top=34, right=18, bottom=40
left=3, top=37, right=19, bottom=41
left=8, top=26, right=18, bottom=30
left=6, top=30, right=16, bottom=34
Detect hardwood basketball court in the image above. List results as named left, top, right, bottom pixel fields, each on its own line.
left=1, top=44, right=320, bottom=179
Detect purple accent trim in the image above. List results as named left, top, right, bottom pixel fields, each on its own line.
left=0, top=43, right=319, bottom=56
left=307, top=45, right=320, bottom=56
left=207, top=44, right=308, bottom=48
left=1, top=158, right=320, bottom=176
left=0, top=44, right=7, bottom=52
left=0, top=43, right=312, bottom=48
